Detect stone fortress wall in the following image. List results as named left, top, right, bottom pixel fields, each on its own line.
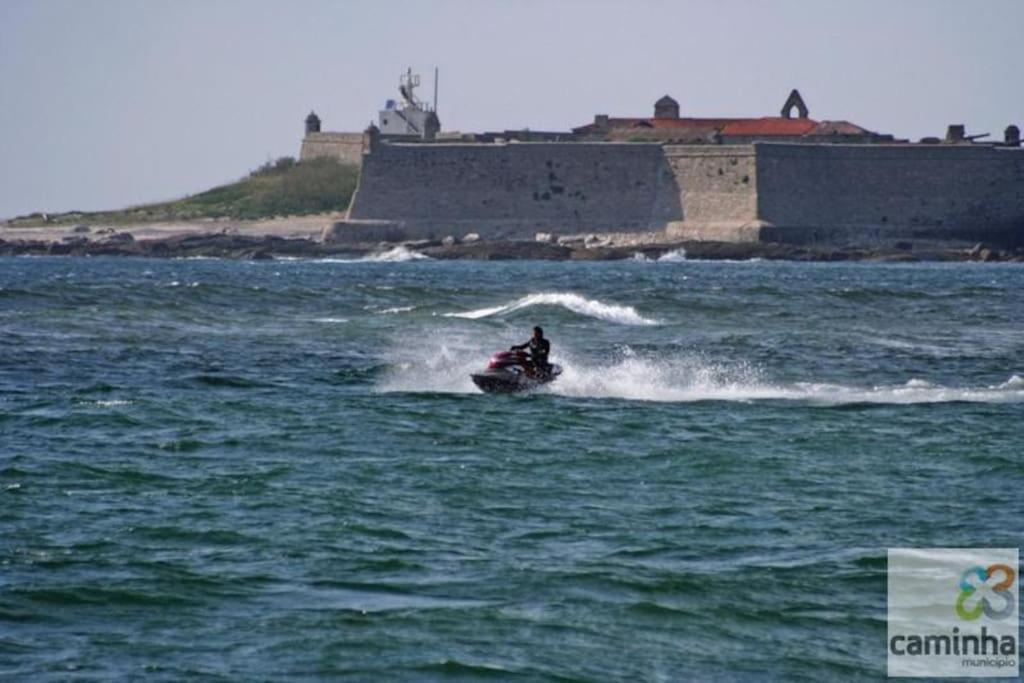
left=331, top=139, right=1024, bottom=246
left=299, top=132, right=366, bottom=167
left=753, top=143, right=1024, bottom=244
left=345, top=142, right=682, bottom=239
left=661, top=146, right=760, bottom=241
left=307, top=82, right=1023, bottom=246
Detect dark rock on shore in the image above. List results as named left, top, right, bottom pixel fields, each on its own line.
left=2, top=232, right=1023, bottom=263
left=421, top=241, right=572, bottom=260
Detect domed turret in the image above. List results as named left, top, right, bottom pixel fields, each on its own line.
left=654, top=95, right=680, bottom=120
left=305, top=111, right=321, bottom=135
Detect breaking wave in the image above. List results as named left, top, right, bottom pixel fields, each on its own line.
left=361, top=246, right=431, bottom=263
left=658, top=249, right=687, bottom=262
left=379, top=305, right=416, bottom=314
left=445, top=292, right=659, bottom=326
left=282, top=246, right=431, bottom=264
left=631, top=249, right=687, bottom=263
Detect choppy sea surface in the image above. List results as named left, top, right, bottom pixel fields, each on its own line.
left=1, top=252, right=1022, bottom=681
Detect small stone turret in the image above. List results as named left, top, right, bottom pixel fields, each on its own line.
left=305, top=111, right=321, bottom=135
left=654, top=95, right=680, bottom=120
left=364, top=122, right=380, bottom=154
left=1005, top=125, right=1021, bottom=147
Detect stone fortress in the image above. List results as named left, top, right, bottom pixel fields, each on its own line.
left=301, top=69, right=1024, bottom=247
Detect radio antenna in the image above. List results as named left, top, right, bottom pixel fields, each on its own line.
left=433, top=67, right=439, bottom=113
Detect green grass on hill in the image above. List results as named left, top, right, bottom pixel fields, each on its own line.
left=10, top=156, right=360, bottom=227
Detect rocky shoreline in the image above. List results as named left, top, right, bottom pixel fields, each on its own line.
left=0, top=231, right=1021, bottom=263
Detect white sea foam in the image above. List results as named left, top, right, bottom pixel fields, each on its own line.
left=378, top=332, right=483, bottom=394
left=282, top=247, right=430, bottom=264
left=380, top=338, right=1024, bottom=405
left=999, top=374, right=1024, bottom=390
left=310, top=317, right=349, bottom=324
left=361, top=246, right=431, bottom=263
left=380, top=306, right=415, bottom=314
left=553, top=361, right=1024, bottom=404
left=658, top=248, right=688, bottom=262
left=445, top=292, right=659, bottom=326
left=631, top=249, right=686, bottom=263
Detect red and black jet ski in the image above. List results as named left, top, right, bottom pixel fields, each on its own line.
left=471, top=349, right=562, bottom=394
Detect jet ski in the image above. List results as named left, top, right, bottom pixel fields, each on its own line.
left=471, top=349, right=562, bottom=394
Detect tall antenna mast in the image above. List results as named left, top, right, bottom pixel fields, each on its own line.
left=433, top=67, right=438, bottom=113
left=399, top=67, right=421, bottom=109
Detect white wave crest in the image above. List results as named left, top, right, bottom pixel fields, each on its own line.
left=445, top=292, right=659, bottom=326
left=281, top=247, right=430, bottom=264
left=631, top=249, right=686, bottom=263
left=658, top=248, right=687, bottom=262
left=362, top=246, right=431, bottom=262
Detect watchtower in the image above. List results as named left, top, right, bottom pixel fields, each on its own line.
left=305, top=111, right=321, bottom=135
left=654, top=95, right=680, bottom=120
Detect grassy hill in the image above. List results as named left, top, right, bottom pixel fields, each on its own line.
left=9, top=157, right=359, bottom=227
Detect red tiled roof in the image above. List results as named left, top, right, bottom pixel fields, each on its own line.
left=574, top=115, right=879, bottom=139
left=719, top=118, right=819, bottom=136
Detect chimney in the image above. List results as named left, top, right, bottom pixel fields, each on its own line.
left=945, top=124, right=965, bottom=143
left=1005, top=125, right=1021, bottom=147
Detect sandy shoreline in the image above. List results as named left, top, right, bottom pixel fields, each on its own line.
left=0, top=213, right=343, bottom=244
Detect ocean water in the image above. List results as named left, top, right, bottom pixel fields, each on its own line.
left=1, top=254, right=1022, bottom=681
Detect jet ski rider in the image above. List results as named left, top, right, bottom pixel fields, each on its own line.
left=511, top=326, right=551, bottom=376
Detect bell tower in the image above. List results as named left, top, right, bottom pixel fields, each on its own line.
left=780, top=89, right=809, bottom=119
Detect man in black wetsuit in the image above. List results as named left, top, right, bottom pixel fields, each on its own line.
left=511, top=326, right=551, bottom=376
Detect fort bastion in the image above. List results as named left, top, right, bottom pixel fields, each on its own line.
left=301, top=71, right=1023, bottom=247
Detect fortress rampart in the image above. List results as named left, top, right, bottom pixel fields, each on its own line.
left=346, top=142, right=680, bottom=238
left=331, top=140, right=1024, bottom=246
left=299, top=132, right=366, bottom=167
left=753, top=144, right=1024, bottom=244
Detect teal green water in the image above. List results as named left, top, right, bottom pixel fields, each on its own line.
left=1, top=255, right=1022, bottom=681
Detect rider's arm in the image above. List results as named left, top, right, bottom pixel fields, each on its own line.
left=510, top=340, right=528, bottom=350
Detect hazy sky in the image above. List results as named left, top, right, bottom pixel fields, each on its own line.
left=1, top=0, right=1020, bottom=219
